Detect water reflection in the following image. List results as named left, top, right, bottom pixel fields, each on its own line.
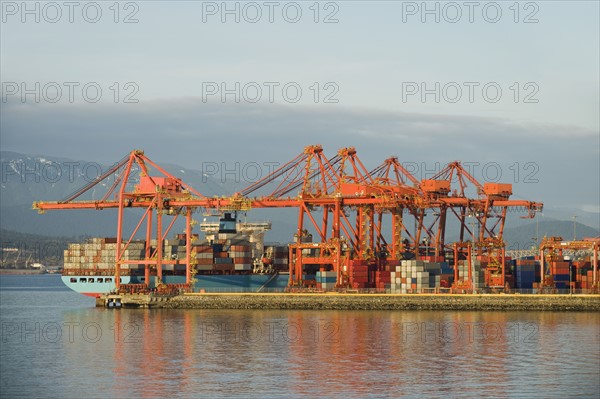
left=3, top=292, right=597, bottom=399
left=0, top=280, right=600, bottom=398
left=65, top=310, right=599, bottom=399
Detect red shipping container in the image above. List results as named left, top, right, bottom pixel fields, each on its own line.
left=352, top=282, right=369, bottom=289
left=194, top=246, right=212, bottom=253
left=551, top=261, right=570, bottom=275
left=348, top=259, right=369, bottom=267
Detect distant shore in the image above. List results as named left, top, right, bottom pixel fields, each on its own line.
left=0, top=269, right=48, bottom=275
left=105, top=293, right=600, bottom=311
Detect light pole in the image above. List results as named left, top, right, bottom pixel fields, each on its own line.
left=468, top=214, right=475, bottom=242
left=569, top=262, right=572, bottom=294
left=572, top=216, right=577, bottom=241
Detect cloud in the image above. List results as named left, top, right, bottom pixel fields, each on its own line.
left=1, top=97, right=598, bottom=210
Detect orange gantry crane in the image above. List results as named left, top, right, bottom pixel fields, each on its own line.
left=539, top=237, right=599, bottom=290
left=33, top=146, right=543, bottom=291
left=35, top=150, right=208, bottom=290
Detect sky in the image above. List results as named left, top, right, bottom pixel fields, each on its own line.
left=1, top=0, right=599, bottom=214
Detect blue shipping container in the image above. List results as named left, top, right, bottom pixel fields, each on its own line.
left=553, top=274, right=570, bottom=282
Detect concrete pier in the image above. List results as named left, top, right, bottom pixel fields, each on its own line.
left=98, top=293, right=600, bottom=311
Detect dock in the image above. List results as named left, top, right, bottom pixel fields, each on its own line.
left=97, top=293, right=600, bottom=311
left=96, top=293, right=173, bottom=308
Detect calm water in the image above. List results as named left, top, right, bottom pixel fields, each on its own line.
left=0, top=275, right=598, bottom=399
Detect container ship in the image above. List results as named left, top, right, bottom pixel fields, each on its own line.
left=62, top=213, right=293, bottom=297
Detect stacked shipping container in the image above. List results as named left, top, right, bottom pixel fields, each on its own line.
left=455, top=259, right=486, bottom=289
left=390, top=260, right=443, bottom=293
left=63, top=238, right=146, bottom=275
left=64, top=237, right=289, bottom=275
left=514, top=259, right=537, bottom=289
left=550, top=261, right=570, bottom=289
left=316, top=271, right=337, bottom=290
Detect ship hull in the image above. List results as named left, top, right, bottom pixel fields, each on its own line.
left=62, top=273, right=291, bottom=297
